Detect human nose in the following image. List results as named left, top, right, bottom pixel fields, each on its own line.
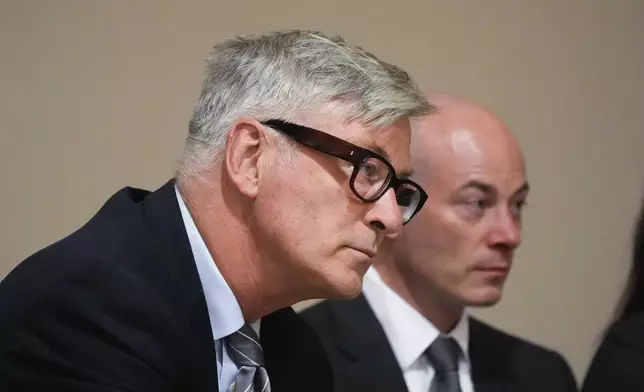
left=363, top=187, right=404, bottom=240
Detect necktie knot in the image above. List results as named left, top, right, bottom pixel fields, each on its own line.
left=224, top=324, right=271, bottom=392
left=425, top=335, right=461, bottom=374
left=225, top=324, right=266, bottom=368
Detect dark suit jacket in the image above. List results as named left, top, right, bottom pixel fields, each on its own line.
left=581, top=311, right=644, bottom=391
left=0, top=180, right=332, bottom=392
left=301, top=295, right=578, bottom=392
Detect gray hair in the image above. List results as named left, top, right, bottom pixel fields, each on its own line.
left=176, top=29, right=432, bottom=179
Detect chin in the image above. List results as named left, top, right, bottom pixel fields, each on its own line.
left=320, top=270, right=365, bottom=300
left=464, top=286, right=504, bottom=307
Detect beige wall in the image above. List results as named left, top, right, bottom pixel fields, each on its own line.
left=1, top=0, right=643, bottom=383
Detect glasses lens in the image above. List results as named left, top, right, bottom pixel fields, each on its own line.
left=352, top=157, right=393, bottom=200
left=395, top=182, right=422, bottom=223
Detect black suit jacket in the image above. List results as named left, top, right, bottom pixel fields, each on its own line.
left=301, top=295, right=578, bottom=392
left=0, top=180, right=332, bottom=392
left=581, top=311, right=644, bottom=391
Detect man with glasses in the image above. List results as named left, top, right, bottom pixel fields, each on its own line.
left=302, top=92, right=578, bottom=392
left=0, top=30, right=431, bottom=392
left=261, top=120, right=427, bottom=224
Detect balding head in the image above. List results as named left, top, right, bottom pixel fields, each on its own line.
left=373, top=92, right=529, bottom=329
left=410, top=92, right=524, bottom=179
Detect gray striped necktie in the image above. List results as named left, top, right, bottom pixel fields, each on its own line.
left=426, top=336, right=463, bottom=392
left=224, top=324, right=271, bottom=392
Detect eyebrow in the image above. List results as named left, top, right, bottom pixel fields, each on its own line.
left=369, top=144, right=391, bottom=161
left=459, top=180, right=530, bottom=197
left=459, top=180, right=494, bottom=194
left=514, top=182, right=530, bottom=196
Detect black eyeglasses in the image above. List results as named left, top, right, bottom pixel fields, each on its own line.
left=261, top=119, right=428, bottom=224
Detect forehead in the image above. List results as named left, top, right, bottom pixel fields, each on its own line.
left=417, top=126, right=526, bottom=193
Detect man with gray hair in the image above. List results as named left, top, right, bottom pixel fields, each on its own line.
left=0, top=30, right=431, bottom=392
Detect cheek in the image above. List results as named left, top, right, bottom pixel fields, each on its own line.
left=417, top=213, right=465, bottom=258
left=401, top=214, right=473, bottom=279
left=436, top=210, right=485, bottom=262
left=265, top=161, right=354, bottom=240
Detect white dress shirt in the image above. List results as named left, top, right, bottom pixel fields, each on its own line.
left=175, top=186, right=260, bottom=392
left=362, top=266, right=474, bottom=392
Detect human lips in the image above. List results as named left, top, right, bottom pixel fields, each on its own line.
left=349, top=246, right=377, bottom=258
left=474, top=263, right=511, bottom=276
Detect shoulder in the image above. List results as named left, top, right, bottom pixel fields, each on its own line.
left=602, top=311, right=644, bottom=349
left=0, top=184, right=211, bottom=390
left=471, top=317, right=570, bottom=361
left=0, top=256, right=190, bottom=391
left=581, top=312, right=644, bottom=391
left=0, top=186, right=158, bottom=323
left=469, top=317, right=576, bottom=385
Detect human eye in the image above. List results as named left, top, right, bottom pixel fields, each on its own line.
left=462, top=193, right=489, bottom=209
left=357, top=158, right=386, bottom=184
left=510, top=199, right=527, bottom=217
left=361, top=162, right=378, bottom=178
left=457, top=192, right=490, bottom=220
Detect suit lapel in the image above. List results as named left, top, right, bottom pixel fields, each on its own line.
left=142, top=179, right=219, bottom=392
left=328, top=295, right=409, bottom=392
left=260, top=307, right=333, bottom=392
left=469, top=319, right=513, bottom=392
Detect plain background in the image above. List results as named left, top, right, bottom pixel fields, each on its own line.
left=1, top=0, right=643, bottom=384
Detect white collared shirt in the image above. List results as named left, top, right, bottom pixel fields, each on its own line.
left=175, top=186, right=260, bottom=392
left=362, top=266, right=474, bottom=392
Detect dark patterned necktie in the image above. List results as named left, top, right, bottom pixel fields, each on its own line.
left=425, top=336, right=463, bottom=392
left=224, top=324, right=271, bottom=392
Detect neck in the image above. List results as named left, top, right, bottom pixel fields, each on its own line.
left=374, top=261, right=464, bottom=333
left=178, top=174, right=300, bottom=322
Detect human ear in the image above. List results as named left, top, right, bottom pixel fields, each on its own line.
left=224, top=119, right=265, bottom=198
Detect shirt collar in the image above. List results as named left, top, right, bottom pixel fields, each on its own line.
left=362, top=266, right=470, bottom=370
left=175, top=185, right=250, bottom=340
